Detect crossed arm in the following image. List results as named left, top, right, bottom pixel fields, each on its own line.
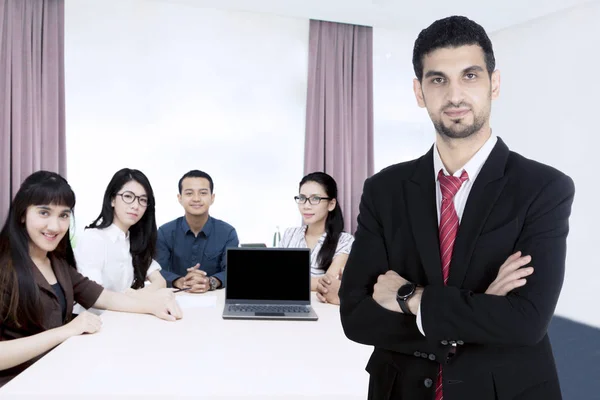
left=339, top=174, right=575, bottom=349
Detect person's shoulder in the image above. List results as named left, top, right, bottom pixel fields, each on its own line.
left=507, top=150, right=574, bottom=192
left=366, top=155, right=426, bottom=188
left=283, top=226, right=304, bottom=237
left=337, top=232, right=355, bottom=248
left=77, top=227, right=107, bottom=245
left=158, top=217, right=183, bottom=232
left=210, top=216, right=237, bottom=233
left=339, top=232, right=355, bottom=242
left=280, top=227, right=304, bottom=247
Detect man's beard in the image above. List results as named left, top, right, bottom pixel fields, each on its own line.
left=430, top=98, right=491, bottom=139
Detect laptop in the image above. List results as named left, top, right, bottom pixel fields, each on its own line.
left=222, top=248, right=318, bottom=321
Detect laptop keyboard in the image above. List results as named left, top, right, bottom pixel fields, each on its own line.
left=228, top=305, right=310, bottom=314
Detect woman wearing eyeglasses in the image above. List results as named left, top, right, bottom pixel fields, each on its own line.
left=279, top=172, right=354, bottom=305
left=74, top=168, right=166, bottom=310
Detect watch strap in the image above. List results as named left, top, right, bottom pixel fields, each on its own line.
left=397, top=297, right=413, bottom=315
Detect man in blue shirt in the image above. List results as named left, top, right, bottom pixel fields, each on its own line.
left=157, top=170, right=239, bottom=292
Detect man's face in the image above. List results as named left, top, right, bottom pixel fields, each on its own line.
left=413, top=45, right=500, bottom=140
left=178, top=177, right=214, bottom=216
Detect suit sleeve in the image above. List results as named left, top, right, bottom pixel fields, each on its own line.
left=421, top=174, right=575, bottom=346
left=339, top=177, right=426, bottom=351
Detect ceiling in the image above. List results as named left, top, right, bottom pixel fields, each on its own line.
left=156, top=0, right=595, bottom=32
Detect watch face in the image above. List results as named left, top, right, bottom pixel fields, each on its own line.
left=397, top=283, right=415, bottom=298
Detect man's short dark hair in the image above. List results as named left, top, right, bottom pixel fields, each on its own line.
left=178, top=170, right=214, bottom=194
left=412, top=16, right=495, bottom=82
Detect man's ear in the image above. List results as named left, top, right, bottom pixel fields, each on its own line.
left=491, top=69, right=501, bottom=100
left=413, top=78, right=426, bottom=108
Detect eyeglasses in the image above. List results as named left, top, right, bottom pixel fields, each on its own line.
left=294, top=195, right=331, bottom=205
left=117, top=191, right=149, bottom=207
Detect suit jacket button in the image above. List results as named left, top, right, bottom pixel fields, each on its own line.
left=428, top=354, right=436, bottom=361
left=424, top=378, right=433, bottom=388
left=457, top=340, right=464, bottom=345
left=450, top=340, right=457, bottom=346
left=414, top=351, right=421, bottom=357
left=421, top=353, right=428, bottom=359
left=441, top=340, right=449, bottom=345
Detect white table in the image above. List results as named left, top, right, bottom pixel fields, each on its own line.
left=0, top=292, right=372, bottom=399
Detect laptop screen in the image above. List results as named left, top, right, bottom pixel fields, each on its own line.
left=226, top=248, right=310, bottom=302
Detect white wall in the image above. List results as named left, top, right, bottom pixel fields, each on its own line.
left=373, top=27, right=435, bottom=172
left=65, top=0, right=309, bottom=245
left=491, top=1, right=600, bottom=327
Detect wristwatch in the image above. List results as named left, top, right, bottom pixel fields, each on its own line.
left=208, top=276, right=220, bottom=291
left=396, top=282, right=416, bottom=315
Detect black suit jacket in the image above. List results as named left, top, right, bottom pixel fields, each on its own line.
left=339, top=138, right=575, bottom=400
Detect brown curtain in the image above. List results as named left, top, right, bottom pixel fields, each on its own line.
left=0, top=0, right=66, bottom=225
left=304, top=19, right=374, bottom=235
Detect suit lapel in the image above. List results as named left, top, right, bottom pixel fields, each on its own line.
left=407, top=146, right=443, bottom=285
left=447, top=138, right=510, bottom=288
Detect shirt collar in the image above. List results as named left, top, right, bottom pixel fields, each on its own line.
left=433, top=133, right=498, bottom=181
left=181, top=216, right=213, bottom=237
left=302, top=225, right=326, bottom=244
left=105, top=223, right=129, bottom=243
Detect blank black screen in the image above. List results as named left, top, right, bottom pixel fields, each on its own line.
left=226, top=248, right=310, bottom=301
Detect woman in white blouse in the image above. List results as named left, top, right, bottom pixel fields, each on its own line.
left=75, top=169, right=166, bottom=308
left=280, top=172, right=354, bottom=305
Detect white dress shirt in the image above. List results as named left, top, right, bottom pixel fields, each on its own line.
left=74, top=224, right=161, bottom=313
left=280, top=226, right=355, bottom=276
left=416, top=134, right=498, bottom=335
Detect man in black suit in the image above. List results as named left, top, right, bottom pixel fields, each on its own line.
left=339, top=16, right=575, bottom=400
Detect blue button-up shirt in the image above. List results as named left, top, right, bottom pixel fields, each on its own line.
left=156, top=216, right=239, bottom=287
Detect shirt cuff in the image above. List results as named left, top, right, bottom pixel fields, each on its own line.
left=213, top=271, right=226, bottom=288
left=416, top=302, right=426, bottom=336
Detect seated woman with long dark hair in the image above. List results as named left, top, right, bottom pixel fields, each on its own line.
left=0, top=171, right=182, bottom=388
left=74, top=168, right=166, bottom=308
left=279, top=172, right=354, bottom=305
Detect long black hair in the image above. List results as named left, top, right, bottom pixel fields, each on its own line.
left=87, top=168, right=157, bottom=289
left=0, top=171, right=76, bottom=332
left=300, top=172, right=344, bottom=271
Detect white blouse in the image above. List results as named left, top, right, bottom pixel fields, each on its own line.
left=279, top=226, right=354, bottom=276
left=74, top=224, right=161, bottom=293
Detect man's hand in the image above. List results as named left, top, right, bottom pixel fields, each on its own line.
left=373, top=270, right=408, bottom=312
left=173, top=264, right=211, bottom=293
left=316, top=274, right=341, bottom=305
left=485, top=251, right=534, bottom=296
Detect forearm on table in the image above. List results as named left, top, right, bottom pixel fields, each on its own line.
left=0, top=327, right=71, bottom=371
left=93, top=290, right=151, bottom=315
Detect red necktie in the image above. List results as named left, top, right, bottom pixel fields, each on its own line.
left=435, top=169, right=468, bottom=400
